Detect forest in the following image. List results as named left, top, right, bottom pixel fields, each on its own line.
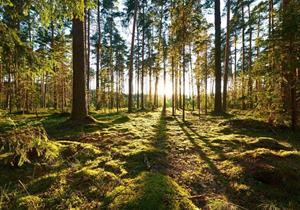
left=0, top=0, right=299, bottom=209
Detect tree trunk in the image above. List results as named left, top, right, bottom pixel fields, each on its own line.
left=148, top=37, right=152, bottom=108
left=172, top=56, right=175, bottom=116
left=282, top=0, right=297, bottom=131
left=197, top=80, right=201, bottom=118
left=241, top=1, right=246, bottom=110
left=214, top=0, right=222, bottom=113
left=128, top=0, right=138, bottom=113
left=248, top=3, right=253, bottom=109
left=189, top=44, right=195, bottom=111
left=96, top=0, right=101, bottom=110
left=86, top=9, right=91, bottom=110
left=175, top=61, right=179, bottom=110
left=182, top=46, right=186, bottom=121
left=109, top=4, right=114, bottom=110
left=70, top=17, right=89, bottom=121
left=205, top=43, right=208, bottom=115
left=234, top=32, right=237, bottom=104
left=141, top=0, right=145, bottom=110
left=137, top=27, right=140, bottom=109
left=223, top=0, right=230, bottom=112
left=255, top=15, right=261, bottom=104
left=51, top=22, right=57, bottom=110
left=163, top=41, right=167, bottom=112
left=154, top=69, right=159, bottom=108
left=179, top=70, right=182, bottom=109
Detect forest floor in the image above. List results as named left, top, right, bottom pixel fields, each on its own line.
left=0, top=109, right=300, bottom=210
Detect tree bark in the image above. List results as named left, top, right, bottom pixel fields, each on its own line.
left=189, top=44, right=195, bottom=111
left=96, top=0, right=101, bottom=110
left=141, top=0, right=145, bottom=110
left=163, top=40, right=167, bottom=112
left=70, top=17, right=89, bottom=121
left=51, top=21, right=57, bottom=110
left=214, top=0, right=222, bottom=113
left=128, top=0, right=138, bottom=113
left=223, top=0, right=230, bottom=111
left=182, top=45, right=186, bottom=121
left=248, top=3, right=253, bottom=109
left=148, top=37, right=152, bottom=108
left=137, top=27, right=140, bottom=109
left=241, top=0, right=246, bottom=110
left=205, top=43, right=208, bottom=115
left=172, top=56, right=175, bottom=116
left=109, top=3, right=114, bottom=110
left=86, top=9, right=91, bottom=109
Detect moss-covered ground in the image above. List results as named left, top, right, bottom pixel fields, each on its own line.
left=0, top=109, right=299, bottom=209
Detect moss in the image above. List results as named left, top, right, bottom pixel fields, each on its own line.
left=1, top=109, right=300, bottom=209
left=104, top=159, right=126, bottom=175
left=17, top=195, right=42, bottom=209
left=60, top=141, right=102, bottom=164
left=247, top=138, right=291, bottom=151
left=206, top=198, right=240, bottom=210
left=27, top=174, right=58, bottom=194
left=112, top=115, right=130, bottom=124
left=71, top=168, right=121, bottom=197
left=0, top=126, right=60, bottom=166
left=104, top=172, right=197, bottom=210
left=258, top=201, right=281, bottom=210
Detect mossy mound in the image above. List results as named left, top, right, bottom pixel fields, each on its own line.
left=60, top=141, right=102, bottom=163
left=247, top=138, right=290, bottom=151
left=17, top=195, right=42, bottom=209
left=237, top=149, right=300, bottom=188
left=112, top=115, right=130, bottom=124
left=104, top=172, right=197, bottom=210
left=0, top=126, right=60, bottom=166
left=221, top=119, right=269, bottom=130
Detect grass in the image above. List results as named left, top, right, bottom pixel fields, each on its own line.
left=0, top=108, right=299, bottom=209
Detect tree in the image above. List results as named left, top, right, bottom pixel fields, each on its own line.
left=70, top=15, right=89, bottom=121
left=95, top=0, right=102, bottom=110
left=127, top=0, right=138, bottom=113
left=214, top=0, right=222, bottom=114
left=223, top=0, right=231, bottom=111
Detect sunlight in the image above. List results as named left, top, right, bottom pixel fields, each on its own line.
left=157, top=77, right=173, bottom=97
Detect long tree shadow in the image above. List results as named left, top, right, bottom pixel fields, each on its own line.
left=175, top=117, right=263, bottom=208
left=122, top=110, right=170, bottom=177
left=176, top=118, right=227, bottom=182
left=178, top=118, right=227, bottom=161
left=102, top=111, right=199, bottom=209
left=178, top=116, right=300, bottom=209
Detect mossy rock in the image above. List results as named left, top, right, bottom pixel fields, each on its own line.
left=104, top=172, right=197, bottom=210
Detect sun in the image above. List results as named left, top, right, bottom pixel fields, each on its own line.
left=157, top=76, right=173, bottom=98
